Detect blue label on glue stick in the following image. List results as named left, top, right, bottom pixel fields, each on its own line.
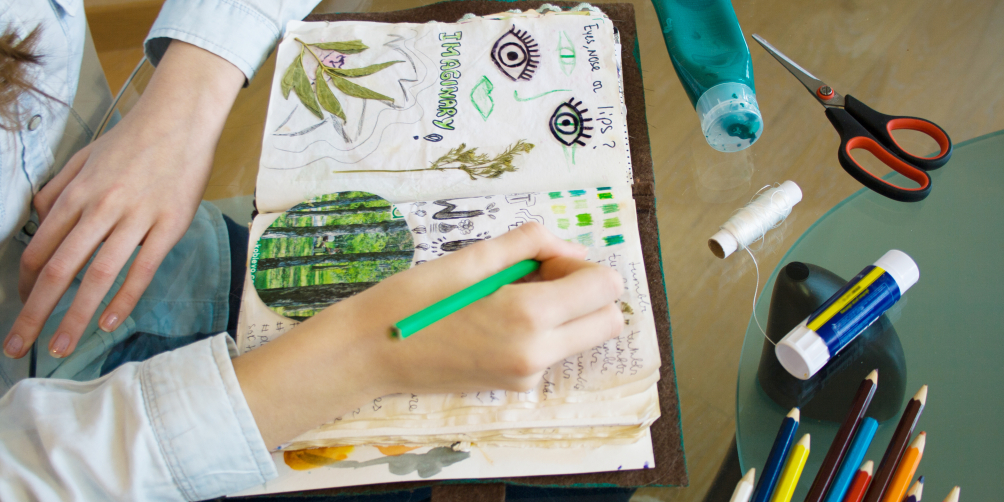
left=806, top=265, right=901, bottom=356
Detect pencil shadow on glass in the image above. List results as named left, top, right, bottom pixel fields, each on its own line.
left=755, top=262, right=908, bottom=423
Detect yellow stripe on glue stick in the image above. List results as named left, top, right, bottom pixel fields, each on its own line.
left=807, top=267, right=886, bottom=332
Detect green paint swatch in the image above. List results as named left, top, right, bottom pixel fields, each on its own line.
left=573, top=199, right=588, bottom=209
left=601, top=203, right=620, bottom=214
left=576, top=233, right=594, bottom=246
left=576, top=214, right=593, bottom=226
left=603, top=234, right=625, bottom=246
left=557, top=218, right=570, bottom=229
left=569, top=190, right=587, bottom=197
left=551, top=205, right=566, bottom=214
left=597, top=192, right=613, bottom=200
left=603, top=217, right=621, bottom=228
left=597, top=186, right=612, bottom=190
left=548, top=192, right=563, bottom=199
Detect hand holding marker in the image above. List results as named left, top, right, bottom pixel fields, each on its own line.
left=393, top=259, right=540, bottom=339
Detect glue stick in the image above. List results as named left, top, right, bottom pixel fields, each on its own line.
left=775, top=250, right=919, bottom=380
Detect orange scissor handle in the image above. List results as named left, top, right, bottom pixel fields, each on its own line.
left=844, top=95, right=952, bottom=171
left=826, top=107, right=932, bottom=202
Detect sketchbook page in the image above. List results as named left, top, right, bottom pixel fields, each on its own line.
left=230, top=429, right=654, bottom=496
left=235, top=187, right=661, bottom=443
left=256, top=11, right=632, bottom=213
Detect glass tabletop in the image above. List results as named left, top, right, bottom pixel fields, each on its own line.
left=737, top=130, right=1004, bottom=501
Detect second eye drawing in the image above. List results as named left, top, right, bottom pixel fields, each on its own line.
left=549, top=98, right=593, bottom=147
left=491, top=26, right=540, bottom=81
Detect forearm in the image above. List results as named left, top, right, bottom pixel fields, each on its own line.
left=127, top=39, right=245, bottom=175
left=232, top=307, right=385, bottom=451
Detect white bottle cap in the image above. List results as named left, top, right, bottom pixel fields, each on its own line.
left=696, top=82, right=764, bottom=153
left=775, top=320, right=831, bottom=380
left=874, top=249, right=919, bottom=295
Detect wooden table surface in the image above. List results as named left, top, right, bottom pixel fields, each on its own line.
left=87, top=0, right=1004, bottom=500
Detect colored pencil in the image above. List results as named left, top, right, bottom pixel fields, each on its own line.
left=730, top=468, right=756, bottom=502
left=823, top=417, right=879, bottom=502
left=941, top=486, right=959, bottom=502
left=805, top=370, right=878, bottom=502
left=842, top=461, right=873, bottom=502
left=392, top=259, right=540, bottom=339
left=769, top=434, right=810, bottom=502
left=880, top=432, right=926, bottom=502
left=751, top=408, right=801, bottom=502
left=904, top=476, right=925, bottom=502
left=862, top=385, right=928, bottom=502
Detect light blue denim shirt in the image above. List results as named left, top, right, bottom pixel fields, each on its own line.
left=0, top=0, right=318, bottom=499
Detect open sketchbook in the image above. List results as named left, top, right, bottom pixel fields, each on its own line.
left=235, top=5, right=664, bottom=493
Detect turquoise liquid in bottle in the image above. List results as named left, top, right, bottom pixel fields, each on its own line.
left=651, top=0, right=763, bottom=152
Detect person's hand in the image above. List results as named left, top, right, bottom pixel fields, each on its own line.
left=233, top=222, right=626, bottom=450
left=3, top=41, right=245, bottom=360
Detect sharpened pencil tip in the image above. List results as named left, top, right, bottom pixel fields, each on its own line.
left=943, top=486, right=960, bottom=502
left=798, top=433, right=810, bottom=449
left=741, top=468, right=755, bottom=484
left=866, top=369, right=878, bottom=384
left=915, top=384, right=928, bottom=405
left=908, top=476, right=924, bottom=497
left=912, top=431, right=927, bottom=453
left=860, top=460, right=874, bottom=476
left=788, top=407, right=800, bottom=421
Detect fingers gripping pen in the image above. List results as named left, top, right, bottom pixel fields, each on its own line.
left=776, top=250, right=919, bottom=380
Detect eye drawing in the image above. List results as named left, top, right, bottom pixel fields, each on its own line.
left=490, top=26, right=539, bottom=81
left=548, top=98, right=593, bottom=147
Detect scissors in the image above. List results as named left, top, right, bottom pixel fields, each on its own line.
left=752, top=34, right=952, bottom=202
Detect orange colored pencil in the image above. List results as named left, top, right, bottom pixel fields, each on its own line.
left=842, top=460, right=873, bottom=502
left=880, top=432, right=926, bottom=502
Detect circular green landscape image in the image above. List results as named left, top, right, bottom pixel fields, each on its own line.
left=251, top=191, right=414, bottom=320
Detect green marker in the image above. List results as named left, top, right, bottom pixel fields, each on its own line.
left=393, top=259, right=541, bottom=339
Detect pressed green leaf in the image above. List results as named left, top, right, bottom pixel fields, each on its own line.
left=329, top=74, right=394, bottom=102
left=326, top=60, right=403, bottom=78
left=315, top=66, right=346, bottom=122
left=310, top=40, right=369, bottom=54
left=280, top=54, right=300, bottom=99
left=292, top=59, right=322, bottom=119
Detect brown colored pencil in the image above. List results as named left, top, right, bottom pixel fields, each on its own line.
left=803, top=369, right=878, bottom=502
left=862, top=385, right=928, bottom=502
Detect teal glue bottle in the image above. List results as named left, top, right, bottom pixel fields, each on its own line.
left=651, top=0, right=763, bottom=152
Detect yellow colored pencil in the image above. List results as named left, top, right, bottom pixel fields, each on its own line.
left=942, top=486, right=960, bottom=502
left=770, top=434, right=811, bottom=502
left=880, top=432, right=926, bottom=502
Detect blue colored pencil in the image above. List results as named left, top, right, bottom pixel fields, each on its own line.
left=823, top=417, right=879, bottom=502
left=751, top=407, right=800, bottom=502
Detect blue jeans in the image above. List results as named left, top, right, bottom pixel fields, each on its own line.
left=100, top=214, right=248, bottom=375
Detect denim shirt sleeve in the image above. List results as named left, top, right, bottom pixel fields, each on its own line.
left=0, top=334, right=276, bottom=501
left=144, top=0, right=320, bottom=82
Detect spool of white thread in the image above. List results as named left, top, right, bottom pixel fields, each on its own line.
left=709, top=181, right=802, bottom=259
